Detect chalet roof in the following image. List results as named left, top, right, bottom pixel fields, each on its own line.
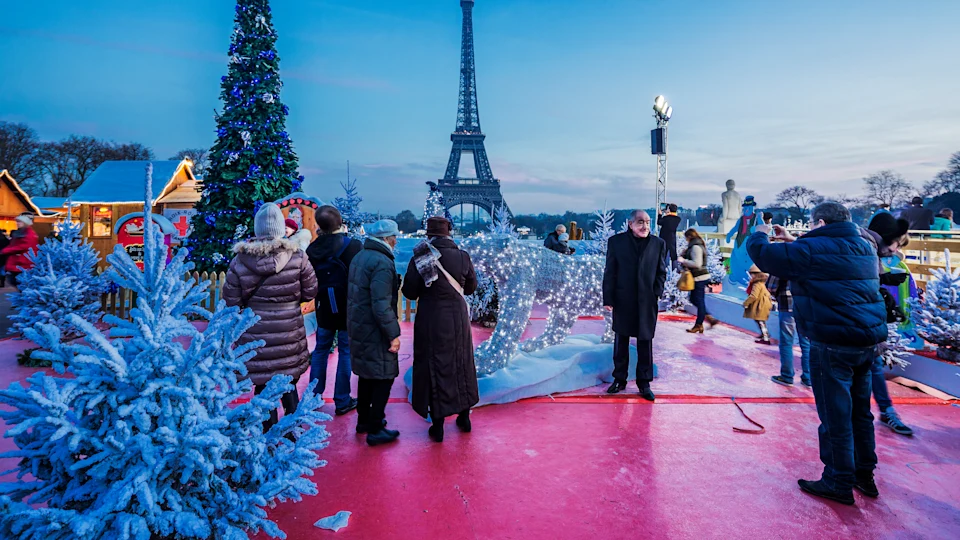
left=0, top=170, right=57, bottom=217
left=70, top=160, right=193, bottom=205
left=31, top=197, right=67, bottom=210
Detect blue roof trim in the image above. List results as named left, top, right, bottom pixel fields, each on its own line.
left=71, top=161, right=187, bottom=204
left=114, top=212, right=178, bottom=236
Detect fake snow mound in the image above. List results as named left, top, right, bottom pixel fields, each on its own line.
left=404, top=334, right=656, bottom=406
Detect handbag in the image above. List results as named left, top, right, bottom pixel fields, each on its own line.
left=678, top=270, right=695, bottom=292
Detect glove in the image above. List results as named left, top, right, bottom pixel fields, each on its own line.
left=880, top=272, right=909, bottom=286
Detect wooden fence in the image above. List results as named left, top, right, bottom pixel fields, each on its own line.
left=100, top=270, right=420, bottom=322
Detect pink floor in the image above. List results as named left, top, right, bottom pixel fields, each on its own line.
left=1, top=314, right=958, bottom=539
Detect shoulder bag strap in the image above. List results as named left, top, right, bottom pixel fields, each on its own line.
left=240, top=274, right=270, bottom=309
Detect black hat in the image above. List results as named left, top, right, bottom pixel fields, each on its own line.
left=426, top=216, right=453, bottom=237
left=911, top=196, right=924, bottom=206
left=868, top=212, right=909, bottom=244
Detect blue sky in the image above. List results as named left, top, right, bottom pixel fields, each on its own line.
left=2, top=0, right=958, bottom=215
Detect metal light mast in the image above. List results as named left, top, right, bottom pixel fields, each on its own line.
left=651, top=95, right=673, bottom=225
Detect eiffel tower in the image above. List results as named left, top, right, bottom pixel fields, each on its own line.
left=433, top=0, right=510, bottom=220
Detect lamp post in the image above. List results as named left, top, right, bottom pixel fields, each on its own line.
left=651, top=95, right=672, bottom=230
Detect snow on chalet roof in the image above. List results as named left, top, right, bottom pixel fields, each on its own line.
left=70, top=160, right=190, bottom=204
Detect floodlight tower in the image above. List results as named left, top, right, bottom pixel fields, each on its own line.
left=651, top=95, right=672, bottom=223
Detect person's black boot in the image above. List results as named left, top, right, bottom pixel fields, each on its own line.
left=798, top=479, right=855, bottom=505
left=606, top=380, right=626, bottom=394
left=638, top=386, right=656, bottom=402
left=428, top=422, right=444, bottom=443
left=366, top=428, right=400, bottom=446
left=335, top=397, right=359, bottom=416
left=356, top=419, right=387, bottom=434
left=456, top=411, right=472, bottom=433
left=854, top=474, right=879, bottom=498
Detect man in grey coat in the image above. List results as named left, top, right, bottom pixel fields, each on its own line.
left=347, top=219, right=403, bottom=446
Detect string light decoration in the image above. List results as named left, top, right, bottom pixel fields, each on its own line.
left=460, top=231, right=613, bottom=375
left=422, top=182, right=453, bottom=228
left=189, top=0, right=304, bottom=272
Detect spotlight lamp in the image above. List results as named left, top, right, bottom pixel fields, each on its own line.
left=652, top=95, right=672, bottom=121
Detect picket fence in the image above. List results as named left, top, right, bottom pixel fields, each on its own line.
left=99, top=270, right=419, bottom=322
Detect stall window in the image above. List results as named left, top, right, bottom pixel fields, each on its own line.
left=91, top=206, right=112, bottom=237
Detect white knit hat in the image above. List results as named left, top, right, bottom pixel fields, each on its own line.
left=254, top=203, right=285, bottom=239
left=15, top=213, right=34, bottom=226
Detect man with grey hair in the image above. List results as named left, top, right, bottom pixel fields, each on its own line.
left=602, top=209, right=668, bottom=401
left=747, top=201, right=887, bottom=505
left=544, top=223, right=568, bottom=253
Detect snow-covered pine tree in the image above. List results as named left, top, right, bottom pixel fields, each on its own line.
left=0, top=164, right=330, bottom=540
left=8, top=217, right=105, bottom=338
left=661, top=265, right=690, bottom=313
left=466, top=270, right=498, bottom=326
left=334, top=177, right=374, bottom=238
left=189, top=0, right=303, bottom=272
left=488, top=204, right=519, bottom=238
left=582, top=206, right=615, bottom=256
left=879, top=323, right=911, bottom=369
left=909, top=251, right=960, bottom=362
left=707, top=239, right=726, bottom=284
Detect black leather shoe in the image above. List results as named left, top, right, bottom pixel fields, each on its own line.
left=606, top=380, right=627, bottom=394
left=639, top=387, right=656, bottom=402
left=456, top=412, right=472, bottom=433
left=854, top=476, right=879, bottom=498
left=798, top=479, right=855, bottom=505
left=366, top=428, right=400, bottom=446
left=335, top=398, right=358, bottom=416
left=356, top=419, right=387, bottom=434
left=428, top=423, right=444, bottom=443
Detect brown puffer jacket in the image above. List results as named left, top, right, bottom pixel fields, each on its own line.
left=223, top=237, right=318, bottom=386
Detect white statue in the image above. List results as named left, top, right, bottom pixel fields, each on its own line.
left=717, top=179, right=742, bottom=236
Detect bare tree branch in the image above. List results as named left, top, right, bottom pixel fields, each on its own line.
left=862, top=170, right=914, bottom=207
left=0, top=122, right=45, bottom=193
left=170, top=148, right=210, bottom=178
left=775, top=185, right=824, bottom=212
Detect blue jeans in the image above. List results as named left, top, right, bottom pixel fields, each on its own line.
left=778, top=311, right=810, bottom=382
left=870, top=356, right=893, bottom=411
left=310, top=328, right=353, bottom=408
left=809, top=340, right=878, bottom=491
left=690, top=280, right=708, bottom=326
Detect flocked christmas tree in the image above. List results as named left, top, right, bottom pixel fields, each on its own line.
left=909, top=251, right=960, bottom=362
left=334, top=175, right=374, bottom=238
left=488, top=204, right=520, bottom=238
left=8, top=211, right=105, bottom=338
left=706, top=239, right=726, bottom=284
left=661, top=265, right=690, bottom=313
left=189, top=0, right=303, bottom=272
left=878, top=323, right=911, bottom=369
left=582, top=206, right=615, bottom=256
left=0, top=164, right=329, bottom=539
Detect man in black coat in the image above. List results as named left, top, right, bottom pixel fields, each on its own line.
left=899, top=196, right=934, bottom=231
left=602, top=210, right=668, bottom=401
left=657, top=203, right=682, bottom=266
left=306, top=206, right=364, bottom=415
left=543, top=224, right=568, bottom=254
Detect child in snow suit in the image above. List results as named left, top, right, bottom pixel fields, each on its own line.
left=744, top=264, right=773, bottom=344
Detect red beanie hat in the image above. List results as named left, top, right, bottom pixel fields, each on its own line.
left=284, top=218, right=299, bottom=232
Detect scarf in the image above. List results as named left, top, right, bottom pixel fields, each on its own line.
left=412, top=239, right=441, bottom=287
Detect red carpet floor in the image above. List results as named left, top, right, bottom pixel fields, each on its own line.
left=1, top=314, right=958, bottom=539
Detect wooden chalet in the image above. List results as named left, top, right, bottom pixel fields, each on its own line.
left=69, top=159, right=200, bottom=266
left=0, top=170, right=62, bottom=239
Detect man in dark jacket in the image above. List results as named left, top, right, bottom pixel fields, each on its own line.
left=899, top=196, right=934, bottom=231
left=347, top=219, right=403, bottom=446
left=402, top=216, right=479, bottom=442
left=657, top=203, right=682, bottom=266
left=543, top=224, right=567, bottom=254
left=306, top=205, right=364, bottom=415
left=602, top=209, right=668, bottom=401
left=747, top=201, right=887, bottom=506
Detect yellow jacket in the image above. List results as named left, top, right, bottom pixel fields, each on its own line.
left=743, top=276, right=772, bottom=321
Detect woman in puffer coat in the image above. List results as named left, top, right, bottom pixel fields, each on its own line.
left=224, top=203, right=318, bottom=430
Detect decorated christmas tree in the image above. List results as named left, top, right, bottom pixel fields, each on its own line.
left=909, top=252, right=960, bottom=362
left=421, top=182, right=453, bottom=228
left=582, top=206, right=615, bottom=256
left=661, top=265, right=690, bottom=313
left=189, top=0, right=303, bottom=271
left=334, top=177, right=374, bottom=237
left=0, top=165, right=329, bottom=539
left=8, top=215, right=105, bottom=338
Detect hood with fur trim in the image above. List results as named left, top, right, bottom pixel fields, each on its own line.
left=232, top=236, right=299, bottom=275
left=289, top=229, right=312, bottom=251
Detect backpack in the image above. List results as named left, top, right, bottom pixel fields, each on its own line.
left=315, top=237, right=351, bottom=314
